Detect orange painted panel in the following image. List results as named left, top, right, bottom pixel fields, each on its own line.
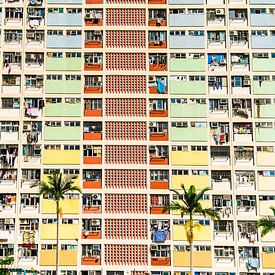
left=148, top=20, right=167, bottom=27
left=149, top=110, right=168, bottom=117
left=149, top=64, right=167, bottom=71
left=83, top=133, right=102, bottom=141
left=85, top=41, right=103, bottom=48
left=150, top=133, right=168, bottom=141
left=84, top=109, right=102, bottom=117
left=151, top=258, right=171, bottom=266
left=84, top=86, right=102, bottom=94
left=83, top=206, right=102, bottom=214
left=83, top=156, right=102, bottom=165
left=83, top=181, right=102, bottom=189
left=149, top=86, right=168, bottom=94
left=84, top=64, right=103, bottom=71
left=81, top=257, right=101, bottom=265
left=85, top=20, right=103, bottom=26
left=150, top=181, right=169, bottom=189
left=82, top=230, right=102, bottom=239
left=149, top=42, right=167, bottom=49
left=151, top=206, right=169, bottom=214
left=150, top=157, right=169, bottom=165
left=86, top=0, right=103, bottom=3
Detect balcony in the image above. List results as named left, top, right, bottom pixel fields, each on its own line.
left=149, top=99, right=168, bottom=117
left=207, top=9, right=225, bottom=26
left=83, top=122, right=102, bottom=141
left=41, top=197, right=80, bottom=214
left=84, top=10, right=103, bottom=26
left=45, top=102, right=81, bottom=117
left=213, top=195, right=233, bottom=218
left=46, top=56, right=81, bottom=71
left=214, top=246, right=235, bottom=268
left=47, top=34, right=82, bottom=49
left=40, top=249, right=77, bottom=266
left=207, top=31, right=226, bottom=49
left=82, top=194, right=102, bottom=214
left=151, top=245, right=170, bottom=266
left=149, top=31, right=167, bottom=49
left=170, top=33, right=204, bottom=49
left=169, top=12, right=204, bottom=27
left=47, top=13, right=82, bottom=26
left=230, top=31, right=249, bottom=49
left=171, top=124, right=207, bottom=142
left=214, top=221, right=234, bottom=242
left=85, top=31, right=103, bottom=48
left=84, top=53, right=103, bottom=71
left=232, top=99, right=252, bottom=119
left=149, top=76, right=167, bottom=94
left=208, top=54, right=227, bottom=72
left=149, top=54, right=167, bottom=71
left=171, top=174, right=209, bottom=190
left=83, top=145, right=102, bottom=165
left=0, top=124, right=19, bottom=142
left=233, top=123, right=252, bottom=142
left=20, top=195, right=39, bottom=214
left=2, top=75, right=21, bottom=94
left=0, top=194, right=16, bottom=214
left=235, top=171, right=255, bottom=191
left=149, top=122, right=168, bottom=141
left=174, top=249, right=212, bottom=267
left=232, top=76, right=251, bottom=95
left=170, top=101, right=207, bottom=118
left=238, top=222, right=258, bottom=243
left=231, top=54, right=249, bottom=72
left=170, top=77, right=206, bottom=95
left=149, top=146, right=169, bottom=165
left=84, top=99, right=102, bottom=117
left=84, top=76, right=102, bottom=94
left=82, top=245, right=101, bottom=266
left=236, top=196, right=257, bottom=216
left=234, top=146, right=254, bottom=167
left=43, top=149, right=80, bottom=165
left=41, top=223, right=79, bottom=240
left=148, top=10, right=167, bottom=27
left=82, top=219, right=101, bottom=239
left=150, top=195, right=169, bottom=214
left=211, top=171, right=231, bottom=190
left=229, top=9, right=248, bottom=26
left=171, top=151, right=208, bottom=166
left=170, top=55, right=205, bottom=72
left=239, top=247, right=259, bottom=271
left=83, top=170, right=102, bottom=189
left=0, top=170, right=17, bottom=189
left=0, top=145, right=18, bottom=168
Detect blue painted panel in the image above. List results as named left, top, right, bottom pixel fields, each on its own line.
left=47, top=35, right=82, bottom=49
left=47, top=13, right=82, bottom=26
left=170, top=36, right=205, bottom=49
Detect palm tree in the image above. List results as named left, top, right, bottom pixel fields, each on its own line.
left=0, top=257, right=14, bottom=275
left=257, top=206, right=275, bottom=237
left=31, top=173, right=81, bottom=275
left=163, top=184, right=220, bottom=275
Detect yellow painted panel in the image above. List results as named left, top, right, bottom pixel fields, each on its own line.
left=259, top=201, right=275, bottom=216
left=171, top=175, right=209, bottom=189
left=171, top=151, right=208, bottom=166
left=262, top=253, right=275, bottom=268
left=42, top=174, right=80, bottom=187
left=41, top=199, right=80, bottom=214
left=173, top=224, right=211, bottom=241
left=41, top=224, right=79, bottom=240
left=174, top=251, right=212, bottom=267
left=40, top=250, right=56, bottom=266
left=60, top=250, right=77, bottom=266
left=43, top=150, right=80, bottom=165
left=258, top=175, right=275, bottom=191
left=40, top=250, right=77, bottom=266
left=257, top=152, right=275, bottom=166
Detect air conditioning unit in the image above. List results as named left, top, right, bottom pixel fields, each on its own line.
left=26, top=32, right=35, bottom=39
left=220, top=59, right=226, bottom=64
left=149, top=76, right=156, bottom=82
left=230, top=31, right=238, bottom=36
left=85, top=13, right=91, bottom=19
left=149, top=122, right=157, bottom=127
left=243, top=80, right=251, bottom=86
left=244, top=75, right=250, bottom=80
left=215, top=9, right=225, bottom=15
left=23, top=124, right=32, bottom=131
left=151, top=245, right=158, bottom=250
left=92, top=219, right=100, bottom=225
left=93, top=194, right=100, bottom=200
left=93, top=31, right=102, bottom=35
left=22, top=194, right=29, bottom=199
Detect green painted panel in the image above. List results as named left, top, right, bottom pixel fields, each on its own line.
left=45, top=103, right=81, bottom=117
left=170, top=104, right=207, bottom=118
left=46, top=58, right=82, bottom=71
left=256, top=128, right=275, bottom=142
left=44, top=126, right=81, bottom=141
left=171, top=127, right=208, bottom=141
left=253, top=81, right=275, bottom=95
left=45, top=80, right=81, bottom=94
left=259, top=105, right=275, bottom=118
left=170, top=80, right=206, bottom=95
left=170, top=58, right=205, bottom=72
left=252, top=58, right=275, bottom=72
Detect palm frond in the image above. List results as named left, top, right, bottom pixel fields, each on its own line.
left=270, top=206, right=275, bottom=216
left=195, top=187, right=211, bottom=203
left=257, top=217, right=275, bottom=237
left=162, top=201, right=188, bottom=215
left=198, top=207, right=220, bottom=221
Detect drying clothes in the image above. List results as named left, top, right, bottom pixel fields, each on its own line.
left=153, top=230, right=168, bottom=242
left=247, top=258, right=259, bottom=270
left=22, top=231, right=35, bottom=244
left=157, top=79, right=165, bottom=94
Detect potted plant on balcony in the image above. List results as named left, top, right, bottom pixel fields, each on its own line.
left=0, top=257, right=14, bottom=275
left=163, top=184, right=220, bottom=275
left=31, top=173, right=81, bottom=275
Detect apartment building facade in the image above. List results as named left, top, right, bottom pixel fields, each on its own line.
left=0, top=0, right=275, bottom=274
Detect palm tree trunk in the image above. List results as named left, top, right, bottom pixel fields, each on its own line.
left=189, top=213, right=193, bottom=275
left=56, top=200, right=60, bottom=275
